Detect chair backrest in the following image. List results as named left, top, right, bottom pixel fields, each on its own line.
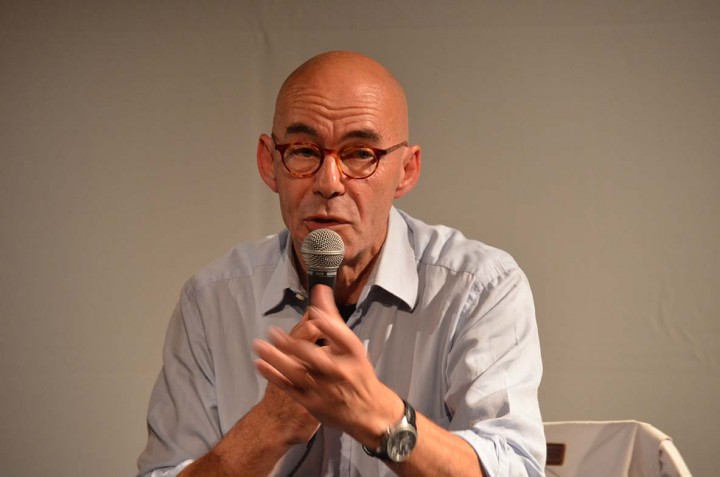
left=544, top=420, right=692, bottom=477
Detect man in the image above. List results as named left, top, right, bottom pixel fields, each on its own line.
left=138, top=51, right=545, bottom=477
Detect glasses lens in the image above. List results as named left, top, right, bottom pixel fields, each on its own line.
left=284, top=144, right=322, bottom=175
left=340, top=147, right=379, bottom=178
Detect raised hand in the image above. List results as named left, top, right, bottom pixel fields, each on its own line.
left=253, top=285, right=403, bottom=448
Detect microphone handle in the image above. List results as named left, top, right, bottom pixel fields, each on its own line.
left=306, top=271, right=337, bottom=294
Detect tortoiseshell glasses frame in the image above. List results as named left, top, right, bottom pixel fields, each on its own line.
left=271, top=134, right=408, bottom=180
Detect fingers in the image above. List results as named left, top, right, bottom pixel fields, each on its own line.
left=254, top=326, right=339, bottom=386
left=306, top=309, right=364, bottom=355
left=254, top=325, right=343, bottom=388
left=253, top=334, right=308, bottom=390
left=254, top=288, right=367, bottom=392
left=255, top=357, right=294, bottom=390
left=270, top=326, right=340, bottom=378
left=289, top=313, right=322, bottom=342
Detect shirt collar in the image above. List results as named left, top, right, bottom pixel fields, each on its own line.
left=261, top=230, right=306, bottom=315
left=261, top=207, right=419, bottom=315
left=359, top=207, right=419, bottom=310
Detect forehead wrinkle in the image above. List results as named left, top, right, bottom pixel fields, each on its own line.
left=283, top=86, right=386, bottom=113
left=277, top=77, right=403, bottom=144
left=281, top=98, right=387, bottom=143
left=342, top=129, right=382, bottom=142
left=284, top=122, right=382, bottom=144
left=286, top=99, right=384, bottom=118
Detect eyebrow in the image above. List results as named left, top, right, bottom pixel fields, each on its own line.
left=284, top=123, right=383, bottom=143
left=285, top=123, right=318, bottom=137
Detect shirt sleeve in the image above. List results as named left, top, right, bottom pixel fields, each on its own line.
left=445, top=267, right=546, bottom=477
left=137, top=287, right=221, bottom=476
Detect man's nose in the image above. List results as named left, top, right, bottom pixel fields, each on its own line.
left=312, top=153, right=345, bottom=198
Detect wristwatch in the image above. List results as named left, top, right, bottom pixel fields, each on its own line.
left=363, top=399, right=418, bottom=462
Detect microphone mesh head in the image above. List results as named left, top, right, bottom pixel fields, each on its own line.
left=301, top=229, right=345, bottom=272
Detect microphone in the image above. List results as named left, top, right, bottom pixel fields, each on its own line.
left=301, top=228, right=345, bottom=300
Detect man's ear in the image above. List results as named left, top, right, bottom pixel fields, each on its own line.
left=394, top=145, right=421, bottom=199
left=257, top=134, right=278, bottom=193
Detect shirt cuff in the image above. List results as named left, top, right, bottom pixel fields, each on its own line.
left=146, top=459, right=194, bottom=477
left=452, top=429, right=507, bottom=477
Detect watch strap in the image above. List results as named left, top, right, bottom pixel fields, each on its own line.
left=405, top=399, right=416, bottom=427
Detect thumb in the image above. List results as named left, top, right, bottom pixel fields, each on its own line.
left=309, top=284, right=337, bottom=312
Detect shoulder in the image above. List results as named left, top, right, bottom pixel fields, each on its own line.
left=183, top=230, right=288, bottom=295
left=399, top=210, right=522, bottom=285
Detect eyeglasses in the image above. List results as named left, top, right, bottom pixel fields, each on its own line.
left=271, top=134, right=408, bottom=180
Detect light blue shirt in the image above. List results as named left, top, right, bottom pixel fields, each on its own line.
left=138, top=207, right=545, bottom=477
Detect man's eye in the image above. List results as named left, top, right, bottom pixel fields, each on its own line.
left=344, top=148, right=376, bottom=160
left=290, top=146, right=320, bottom=158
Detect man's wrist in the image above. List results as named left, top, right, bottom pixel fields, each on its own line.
left=362, top=399, right=418, bottom=462
left=253, top=397, right=308, bottom=448
left=356, top=388, right=406, bottom=449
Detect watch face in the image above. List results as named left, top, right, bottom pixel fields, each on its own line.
left=387, top=428, right=418, bottom=462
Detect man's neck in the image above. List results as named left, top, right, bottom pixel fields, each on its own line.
left=333, top=251, right=380, bottom=305
left=292, top=245, right=380, bottom=307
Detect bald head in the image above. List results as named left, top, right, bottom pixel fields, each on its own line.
left=273, top=51, right=409, bottom=142
left=257, top=51, right=422, bottom=283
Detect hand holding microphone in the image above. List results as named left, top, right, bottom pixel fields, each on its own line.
left=301, top=228, right=344, bottom=302
left=300, top=229, right=344, bottom=346
left=255, top=228, right=402, bottom=448
left=250, top=229, right=345, bottom=448
left=254, top=228, right=345, bottom=382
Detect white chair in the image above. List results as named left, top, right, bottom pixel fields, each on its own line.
left=544, top=420, right=692, bottom=477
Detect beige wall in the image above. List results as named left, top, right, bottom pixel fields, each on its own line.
left=1, top=2, right=718, bottom=475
